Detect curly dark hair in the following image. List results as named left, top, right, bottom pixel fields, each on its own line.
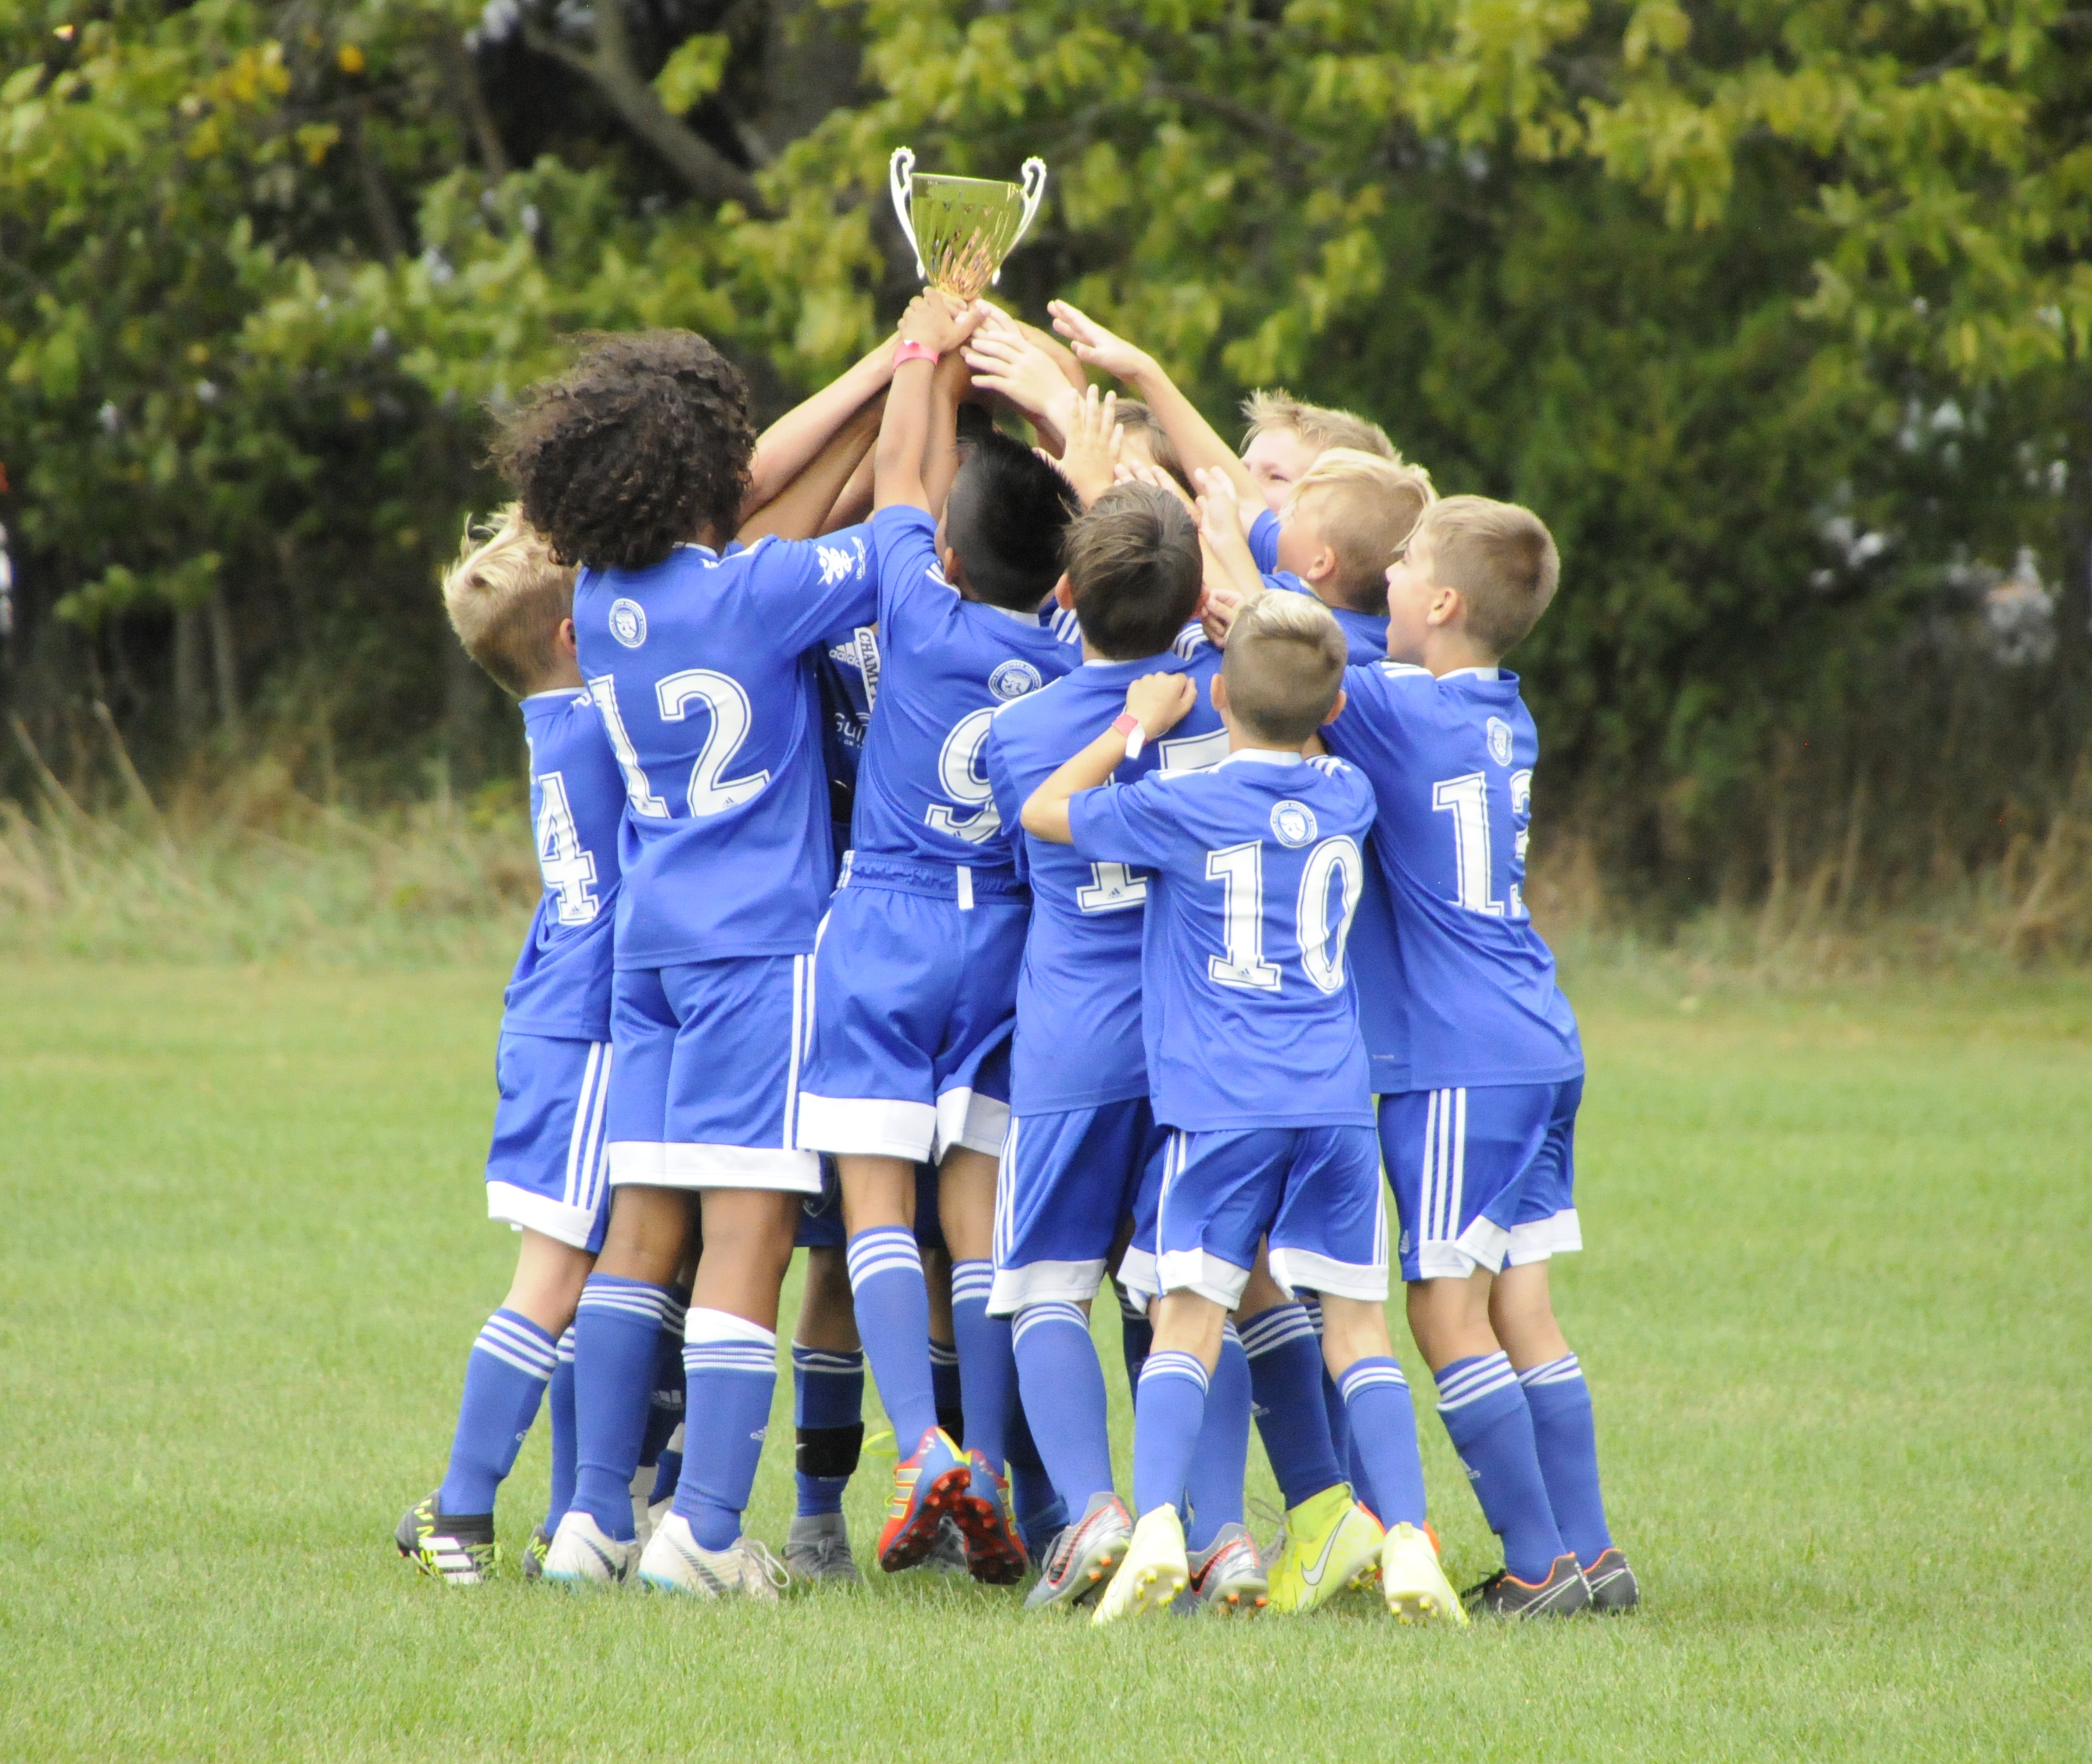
left=494, top=330, right=753, bottom=572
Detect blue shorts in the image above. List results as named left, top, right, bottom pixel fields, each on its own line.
left=989, top=1099, right=1169, bottom=1315
left=795, top=868, right=1025, bottom=1164
left=604, top=956, right=821, bottom=1194
left=1154, top=1125, right=1389, bottom=1307
left=795, top=1158, right=947, bottom=1253
left=1380, top=1079, right=1583, bottom=1281
left=485, top=1031, right=613, bottom=1252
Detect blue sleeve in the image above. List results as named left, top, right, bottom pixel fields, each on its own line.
left=1264, top=568, right=1313, bottom=597
left=746, top=525, right=878, bottom=655
left=1068, top=776, right=1182, bottom=871
left=1249, top=508, right=1280, bottom=575
left=1323, top=661, right=1424, bottom=774
left=870, top=503, right=943, bottom=635
left=983, top=725, right=1030, bottom=886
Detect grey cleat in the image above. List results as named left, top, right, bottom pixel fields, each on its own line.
left=1181, top=1521, right=1269, bottom=1615
left=1464, top=1553, right=1592, bottom=1618
left=785, top=1510, right=863, bottom=1584
left=914, top=1515, right=970, bottom=1575
left=1022, top=1492, right=1133, bottom=1611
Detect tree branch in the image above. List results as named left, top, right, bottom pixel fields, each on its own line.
left=523, top=6, right=770, bottom=214
left=435, top=31, right=510, bottom=181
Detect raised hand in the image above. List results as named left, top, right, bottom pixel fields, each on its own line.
left=1047, top=299, right=1151, bottom=383
left=1115, top=457, right=1194, bottom=509
left=1058, top=385, right=1124, bottom=507
left=898, top=290, right=980, bottom=357
left=963, top=325, right=1081, bottom=432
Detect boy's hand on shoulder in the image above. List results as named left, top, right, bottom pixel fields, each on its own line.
left=1049, top=299, right=1151, bottom=383
left=1199, top=580, right=1244, bottom=648
left=1125, top=672, right=1197, bottom=740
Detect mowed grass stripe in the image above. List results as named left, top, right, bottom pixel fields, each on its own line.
left=0, top=964, right=2086, bottom=1761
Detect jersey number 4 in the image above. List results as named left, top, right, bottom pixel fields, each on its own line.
left=534, top=772, right=600, bottom=924
left=590, top=671, right=770, bottom=820
left=1205, top=836, right=1364, bottom=995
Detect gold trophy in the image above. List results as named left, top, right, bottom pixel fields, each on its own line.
left=889, top=148, right=1049, bottom=302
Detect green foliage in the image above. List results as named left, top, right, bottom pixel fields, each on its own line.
left=1, top=0, right=2087, bottom=903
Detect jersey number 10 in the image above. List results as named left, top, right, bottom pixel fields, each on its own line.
left=1205, top=835, right=1364, bottom=995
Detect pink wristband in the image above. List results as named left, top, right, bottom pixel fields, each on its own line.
left=893, top=338, right=939, bottom=368
left=1112, top=712, right=1145, bottom=760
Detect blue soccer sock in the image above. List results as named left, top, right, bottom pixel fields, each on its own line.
left=1012, top=1301, right=1116, bottom=1512
left=648, top=1427, right=684, bottom=1509
left=1115, top=1282, right=1153, bottom=1392
left=1298, top=1295, right=1355, bottom=1488
left=569, top=1276, right=677, bottom=1541
left=545, top=1327, right=577, bottom=1529
left=1185, top=1323, right=1249, bottom=1551
left=1434, top=1352, right=1567, bottom=1582
left=1131, top=1350, right=1210, bottom=1519
left=672, top=1309, right=779, bottom=1551
left=950, top=1259, right=1014, bottom=1473
left=1519, top=1354, right=1614, bottom=1566
left=930, top=1336, right=964, bottom=1442
left=1239, top=1303, right=1346, bottom=1510
left=1337, top=1357, right=1427, bottom=1530
left=638, top=1293, right=688, bottom=1480
left=1004, top=1392, right=1068, bottom=1555
left=792, top=1343, right=864, bottom=1518
left=845, top=1228, right=939, bottom=1448
left=438, top=1308, right=557, bottom=1515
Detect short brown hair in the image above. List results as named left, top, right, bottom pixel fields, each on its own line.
left=1222, top=591, right=1348, bottom=744
left=1287, top=448, right=1436, bottom=615
left=1416, top=495, right=1561, bottom=658
left=1110, top=400, right=1189, bottom=491
left=1064, top=482, right=1203, bottom=661
left=1240, top=390, right=1395, bottom=460
left=441, top=504, right=576, bottom=697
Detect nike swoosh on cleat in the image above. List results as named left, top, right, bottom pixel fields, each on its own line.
left=1299, top=1523, right=1348, bottom=1587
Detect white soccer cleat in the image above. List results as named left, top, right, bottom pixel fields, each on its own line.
left=630, top=1467, right=659, bottom=1550
left=541, top=1510, right=637, bottom=1587
left=1090, top=1504, right=1189, bottom=1626
left=638, top=1512, right=788, bottom=1603
left=1380, top=1522, right=1467, bottom=1625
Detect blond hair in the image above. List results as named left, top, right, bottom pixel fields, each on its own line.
left=1110, top=399, right=1189, bottom=491
left=1415, top=495, right=1560, bottom=658
left=1222, top=591, right=1348, bottom=744
left=440, top=504, right=577, bottom=697
left=1286, top=448, right=1437, bottom=615
left=1240, top=390, right=1396, bottom=461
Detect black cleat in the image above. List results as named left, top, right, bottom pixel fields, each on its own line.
left=1581, top=1546, right=1639, bottom=1612
left=396, top=1491, right=497, bottom=1586
left=518, top=1522, right=553, bottom=1582
left=1464, top=1552, right=1591, bottom=1618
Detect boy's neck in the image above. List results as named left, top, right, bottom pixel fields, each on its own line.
left=1417, top=629, right=1500, bottom=678
left=1225, top=731, right=1307, bottom=758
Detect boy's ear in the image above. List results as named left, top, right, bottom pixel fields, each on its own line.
left=1211, top=673, right=1230, bottom=715
left=1320, top=685, right=1348, bottom=728
left=1301, top=541, right=1339, bottom=585
left=557, top=617, right=578, bottom=658
left=1426, top=584, right=1464, bottom=629
left=1052, top=572, right=1074, bottom=609
left=940, top=543, right=968, bottom=588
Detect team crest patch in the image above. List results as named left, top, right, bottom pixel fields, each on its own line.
left=988, top=658, right=1043, bottom=701
left=1269, top=800, right=1318, bottom=848
left=609, top=597, right=647, bottom=649
left=1486, top=717, right=1513, bottom=766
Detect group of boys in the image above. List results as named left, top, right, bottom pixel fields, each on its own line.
left=394, top=283, right=1635, bottom=1624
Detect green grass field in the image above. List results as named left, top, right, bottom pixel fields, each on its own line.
left=2, top=961, right=2087, bottom=1761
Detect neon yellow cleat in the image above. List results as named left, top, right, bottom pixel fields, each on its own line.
left=1090, top=1504, right=1189, bottom=1625
left=1380, top=1521, right=1467, bottom=1625
left=1265, top=1485, right=1384, bottom=1614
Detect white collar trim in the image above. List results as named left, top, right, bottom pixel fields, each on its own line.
left=1218, top=748, right=1305, bottom=768
left=1440, top=665, right=1501, bottom=681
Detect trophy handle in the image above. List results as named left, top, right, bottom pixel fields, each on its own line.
left=889, top=146, right=925, bottom=280
left=993, top=157, right=1050, bottom=285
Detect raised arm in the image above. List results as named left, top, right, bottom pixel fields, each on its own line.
left=875, top=292, right=979, bottom=513
left=920, top=347, right=975, bottom=517
left=742, top=335, right=897, bottom=516
left=1020, top=673, right=1196, bottom=845
left=964, top=308, right=1086, bottom=453
left=1048, top=300, right=1260, bottom=515
left=736, top=393, right=883, bottom=544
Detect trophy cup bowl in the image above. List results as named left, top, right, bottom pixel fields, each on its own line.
left=889, top=149, right=1048, bottom=303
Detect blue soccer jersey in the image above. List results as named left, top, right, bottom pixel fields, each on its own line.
left=1066, top=749, right=1377, bottom=1131
left=849, top=505, right=1079, bottom=871
left=1248, top=510, right=1386, bottom=663
left=814, top=618, right=878, bottom=872
left=1323, top=663, right=1583, bottom=1090
left=500, top=688, right=626, bottom=1041
left=571, top=530, right=876, bottom=969
left=984, top=643, right=1228, bottom=1116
